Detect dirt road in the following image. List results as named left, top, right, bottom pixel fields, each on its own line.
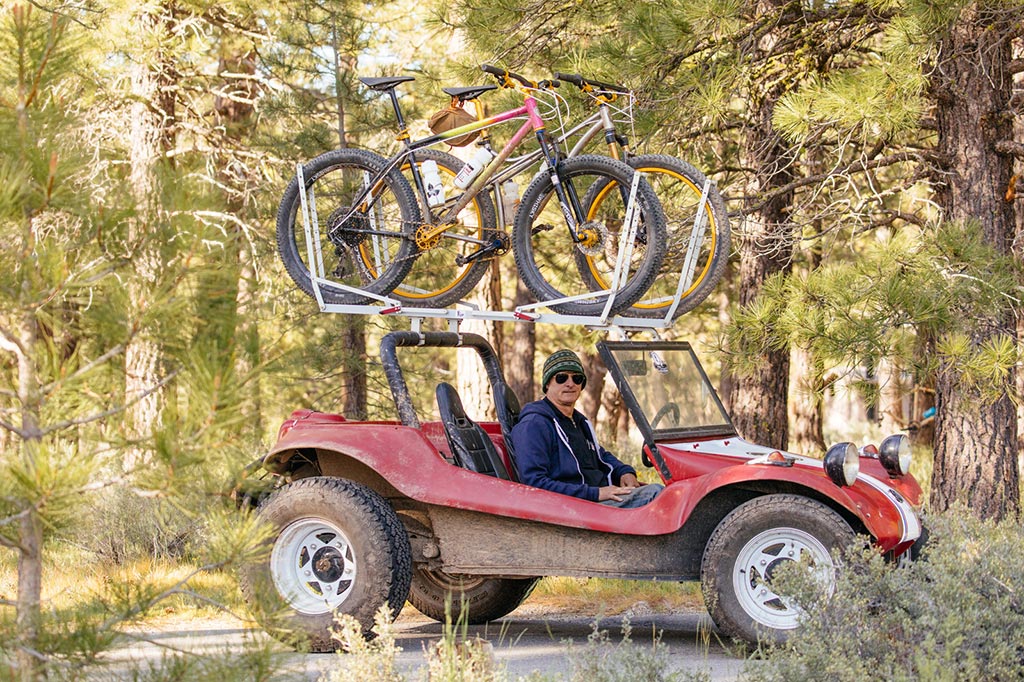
left=116, top=605, right=750, bottom=680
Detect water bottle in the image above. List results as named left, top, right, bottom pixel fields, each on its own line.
left=453, top=147, right=495, bottom=190
left=421, top=160, right=445, bottom=207
left=500, top=179, right=520, bottom=225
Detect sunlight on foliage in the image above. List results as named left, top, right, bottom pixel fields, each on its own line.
left=746, top=508, right=1024, bottom=682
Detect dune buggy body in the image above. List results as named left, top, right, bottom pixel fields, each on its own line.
left=240, top=330, right=923, bottom=650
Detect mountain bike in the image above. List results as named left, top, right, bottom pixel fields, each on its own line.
left=553, top=72, right=730, bottom=319
left=423, top=71, right=730, bottom=320
left=275, top=65, right=667, bottom=317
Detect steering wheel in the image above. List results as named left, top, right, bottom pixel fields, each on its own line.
left=651, top=402, right=680, bottom=429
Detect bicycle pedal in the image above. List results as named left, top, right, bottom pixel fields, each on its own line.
left=530, top=223, right=554, bottom=236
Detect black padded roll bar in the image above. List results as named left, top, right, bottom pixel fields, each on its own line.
left=379, top=331, right=507, bottom=429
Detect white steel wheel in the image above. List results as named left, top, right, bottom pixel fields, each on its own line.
left=731, top=526, right=834, bottom=630
left=239, top=477, right=412, bottom=652
left=701, top=494, right=855, bottom=646
left=270, top=518, right=357, bottom=615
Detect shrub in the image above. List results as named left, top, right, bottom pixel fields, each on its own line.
left=745, top=508, right=1024, bottom=682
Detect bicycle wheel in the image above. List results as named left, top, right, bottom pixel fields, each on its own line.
left=576, top=154, right=730, bottom=319
left=392, top=149, right=500, bottom=308
left=276, top=148, right=420, bottom=305
left=512, top=154, right=667, bottom=317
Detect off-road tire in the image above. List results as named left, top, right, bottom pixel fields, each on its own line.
left=409, top=568, right=538, bottom=624
left=512, top=154, right=667, bottom=316
left=239, top=477, right=412, bottom=652
left=700, top=494, right=854, bottom=646
left=276, top=148, right=421, bottom=305
left=576, top=154, right=729, bottom=319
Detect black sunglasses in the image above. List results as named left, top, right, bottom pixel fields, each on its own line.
left=554, top=372, right=586, bottom=387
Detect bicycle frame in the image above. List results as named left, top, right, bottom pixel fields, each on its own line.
left=336, top=88, right=590, bottom=251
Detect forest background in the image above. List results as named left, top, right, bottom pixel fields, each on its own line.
left=0, top=0, right=1022, bottom=679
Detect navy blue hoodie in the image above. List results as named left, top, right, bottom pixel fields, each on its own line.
left=510, top=398, right=636, bottom=502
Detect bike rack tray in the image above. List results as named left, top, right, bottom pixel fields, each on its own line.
left=295, top=162, right=715, bottom=334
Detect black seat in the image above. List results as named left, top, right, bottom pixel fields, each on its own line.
left=436, top=382, right=510, bottom=480
left=359, top=76, right=416, bottom=92
left=493, top=382, right=521, bottom=479
left=442, top=84, right=498, bottom=102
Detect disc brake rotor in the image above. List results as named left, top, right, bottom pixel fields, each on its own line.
left=575, top=221, right=609, bottom=257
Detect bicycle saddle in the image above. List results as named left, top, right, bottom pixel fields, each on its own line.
left=359, top=76, right=415, bottom=91
left=442, top=84, right=498, bottom=102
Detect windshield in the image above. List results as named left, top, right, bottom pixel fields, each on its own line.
left=601, top=342, right=734, bottom=438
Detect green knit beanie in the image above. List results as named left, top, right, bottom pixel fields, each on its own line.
left=542, top=349, right=585, bottom=390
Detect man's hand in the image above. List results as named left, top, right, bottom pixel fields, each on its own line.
left=619, top=473, right=640, bottom=488
left=598, top=485, right=635, bottom=502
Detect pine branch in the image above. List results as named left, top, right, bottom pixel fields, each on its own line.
left=40, top=344, right=124, bottom=395
left=744, top=150, right=936, bottom=216
left=0, top=419, right=29, bottom=439
left=0, top=324, right=25, bottom=356
left=38, top=370, right=179, bottom=437
left=995, top=140, right=1024, bottom=159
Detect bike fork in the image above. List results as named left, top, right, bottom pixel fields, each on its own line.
left=536, top=131, right=588, bottom=242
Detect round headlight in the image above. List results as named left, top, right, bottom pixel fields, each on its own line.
left=824, top=442, right=859, bottom=487
left=879, top=434, right=912, bottom=477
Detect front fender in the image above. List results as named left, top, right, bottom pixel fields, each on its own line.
left=676, top=462, right=920, bottom=551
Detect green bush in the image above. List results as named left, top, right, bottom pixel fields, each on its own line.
left=746, top=509, right=1024, bottom=682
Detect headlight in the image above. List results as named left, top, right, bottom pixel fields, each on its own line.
left=824, top=442, right=859, bottom=487
left=879, top=434, right=912, bottom=477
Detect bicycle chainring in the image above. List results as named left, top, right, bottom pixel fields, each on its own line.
left=414, top=223, right=448, bottom=250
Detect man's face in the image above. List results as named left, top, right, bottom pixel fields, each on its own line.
left=544, top=371, right=584, bottom=412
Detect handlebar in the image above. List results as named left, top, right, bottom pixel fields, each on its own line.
left=554, top=71, right=628, bottom=93
left=481, top=64, right=533, bottom=88
left=481, top=64, right=559, bottom=91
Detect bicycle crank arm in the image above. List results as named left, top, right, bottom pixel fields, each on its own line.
left=454, top=234, right=510, bottom=266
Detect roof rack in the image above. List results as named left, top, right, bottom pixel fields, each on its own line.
left=294, top=162, right=713, bottom=335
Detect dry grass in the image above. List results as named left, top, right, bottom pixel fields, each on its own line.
left=0, top=548, right=243, bottom=621
left=528, top=577, right=703, bottom=615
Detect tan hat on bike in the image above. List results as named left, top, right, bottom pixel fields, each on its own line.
left=428, top=98, right=479, bottom=147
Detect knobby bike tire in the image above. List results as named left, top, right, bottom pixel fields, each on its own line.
left=576, top=154, right=730, bottom=319
left=276, top=148, right=421, bottom=305
left=391, top=149, right=499, bottom=308
left=512, top=154, right=667, bottom=317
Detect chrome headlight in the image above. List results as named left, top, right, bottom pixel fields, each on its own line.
left=879, top=434, right=912, bottom=477
left=824, top=442, right=859, bottom=487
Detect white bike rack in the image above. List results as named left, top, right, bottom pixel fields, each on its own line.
left=295, top=162, right=713, bottom=334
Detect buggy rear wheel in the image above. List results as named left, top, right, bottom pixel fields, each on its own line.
left=409, top=568, right=538, bottom=624
left=239, top=477, right=412, bottom=652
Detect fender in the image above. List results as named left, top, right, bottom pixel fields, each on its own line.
left=658, top=438, right=921, bottom=550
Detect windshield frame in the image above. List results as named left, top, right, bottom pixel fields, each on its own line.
left=598, top=340, right=738, bottom=443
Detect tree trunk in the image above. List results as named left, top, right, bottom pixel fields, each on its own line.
left=124, top=8, right=172, bottom=469
left=727, top=0, right=796, bottom=451
left=15, top=309, right=42, bottom=682
left=929, top=5, right=1019, bottom=520
left=876, top=358, right=907, bottom=436
left=339, top=318, right=368, bottom=420
left=503, top=278, right=536, bottom=404
left=579, top=349, right=607, bottom=422
left=214, top=46, right=263, bottom=441
left=1013, top=38, right=1024, bottom=477
left=788, top=247, right=824, bottom=454
left=788, top=344, right=826, bottom=455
